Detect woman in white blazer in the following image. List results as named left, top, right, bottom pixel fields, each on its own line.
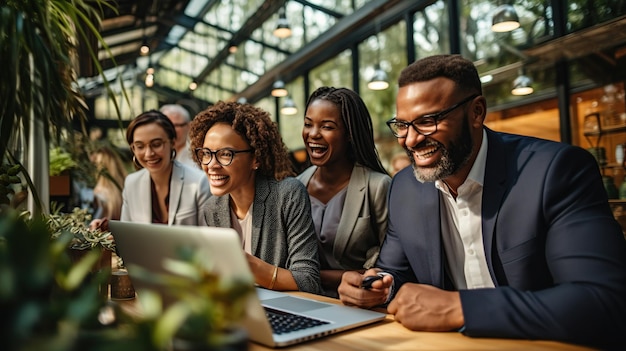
left=120, top=110, right=210, bottom=225
left=298, top=87, right=391, bottom=297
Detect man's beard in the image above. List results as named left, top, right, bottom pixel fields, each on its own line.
left=408, top=116, right=474, bottom=183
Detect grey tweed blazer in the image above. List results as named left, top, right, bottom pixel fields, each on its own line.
left=202, top=176, right=321, bottom=294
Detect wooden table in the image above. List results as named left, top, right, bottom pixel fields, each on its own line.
left=116, top=290, right=594, bottom=351
left=246, top=292, right=594, bottom=351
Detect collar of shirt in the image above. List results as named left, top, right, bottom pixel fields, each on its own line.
left=435, top=129, right=488, bottom=195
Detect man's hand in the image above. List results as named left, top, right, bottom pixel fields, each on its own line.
left=387, top=283, right=464, bottom=332
left=338, top=269, right=392, bottom=308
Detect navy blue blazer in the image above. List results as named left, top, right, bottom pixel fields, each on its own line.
left=377, top=128, right=626, bottom=349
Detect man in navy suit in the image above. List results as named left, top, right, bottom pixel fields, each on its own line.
left=338, top=54, right=626, bottom=349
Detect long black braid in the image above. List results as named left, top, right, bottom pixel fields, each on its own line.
left=305, top=87, right=389, bottom=175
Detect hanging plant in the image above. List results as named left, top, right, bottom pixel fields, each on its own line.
left=0, top=0, right=126, bottom=214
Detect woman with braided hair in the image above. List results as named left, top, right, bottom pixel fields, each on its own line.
left=189, top=101, right=321, bottom=294
left=298, top=87, right=391, bottom=297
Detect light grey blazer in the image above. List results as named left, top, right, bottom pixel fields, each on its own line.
left=120, top=160, right=211, bottom=225
left=202, top=176, right=321, bottom=294
left=297, top=164, right=391, bottom=270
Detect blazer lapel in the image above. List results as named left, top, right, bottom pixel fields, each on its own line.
left=482, top=129, right=523, bottom=285
left=334, top=165, right=365, bottom=260
left=168, top=162, right=183, bottom=225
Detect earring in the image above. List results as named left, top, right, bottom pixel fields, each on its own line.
left=171, top=149, right=177, bottom=159
left=132, top=155, right=142, bottom=169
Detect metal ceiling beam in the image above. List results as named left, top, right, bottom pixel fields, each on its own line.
left=237, top=0, right=432, bottom=103
left=193, top=0, right=288, bottom=85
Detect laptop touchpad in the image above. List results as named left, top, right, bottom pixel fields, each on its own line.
left=263, top=296, right=331, bottom=313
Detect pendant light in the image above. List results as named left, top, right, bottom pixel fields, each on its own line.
left=140, top=37, right=150, bottom=55
left=280, top=96, right=298, bottom=115
left=368, top=64, right=390, bottom=91
left=139, top=19, right=150, bottom=55
left=273, top=7, right=292, bottom=39
left=145, top=56, right=154, bottom=88
left=491, top=4, right=520, bottom=32
left=511, top=69, right=533, bottom=96
left=271, top=79, right=288, bottom=97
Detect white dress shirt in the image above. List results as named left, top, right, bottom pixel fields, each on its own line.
left=435, top=130, right=495, bottom=290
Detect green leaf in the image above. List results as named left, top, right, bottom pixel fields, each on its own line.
left=58, top=248, right=100, bottom=290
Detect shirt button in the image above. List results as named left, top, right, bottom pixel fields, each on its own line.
left=467, top=249, right=475, bottom=256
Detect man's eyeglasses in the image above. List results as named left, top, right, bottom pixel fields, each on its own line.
left=131, top=139, right=168, bottom=153
left=195, top=148, right=253, bottom=166
left=386, top=94, right=479, bottom=138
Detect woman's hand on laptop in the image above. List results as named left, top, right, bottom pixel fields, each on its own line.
left=338, top=269, right=392, bottom=308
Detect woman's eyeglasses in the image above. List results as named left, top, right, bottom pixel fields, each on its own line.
left=131, top=139, right=168, bottom=153
left=194, top=147, right=253, bottom=166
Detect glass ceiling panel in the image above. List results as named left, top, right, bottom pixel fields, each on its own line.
left=206, top=64, right=240, bottom=93
left=207, top=0, right=266, bottom=33
left=159, top=47, right=186, bottom=75
left=192, top=22, right=229, bottom=55
left=302, top=5, right=337, bottom=43
left=194, top=82, right=229, bottom=104
left=148, top=0, right=365, bottom=101
left=158, top=67, right=192, bottom=92
left=164, top=25, right=187, bottom=47
left=214, top=63, right=253, bottom=92
left=233, top=40, right=267, bottom=77
left=184, top=0, right=210, bottom=17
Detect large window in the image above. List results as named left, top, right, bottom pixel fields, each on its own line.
left=413, top=0, right=450, bottom=59
left=359, top=21, right=407, bottom=159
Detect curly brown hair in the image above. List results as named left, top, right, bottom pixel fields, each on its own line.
left=189, top=101, right=295, bottom=180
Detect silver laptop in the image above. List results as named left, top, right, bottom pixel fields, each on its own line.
left=109, top=220, right=386, bottom=348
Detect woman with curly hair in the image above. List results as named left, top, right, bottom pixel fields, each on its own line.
left=298, top=86, right=391, bottom=297
left=189, top=101, right=321, bottom=294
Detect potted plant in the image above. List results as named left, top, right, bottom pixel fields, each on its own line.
left=0, top=207, right=115, bottom=351
left=49, top=147, right=79, bottom=197
left=47, top=206, right=116, bottom=260
left=0, top=2, right=214, bottom=349
left=1, top=200, right=254, bottom=351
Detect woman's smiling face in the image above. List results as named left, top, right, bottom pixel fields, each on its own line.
left=201, top=122, right=257, bottom=197
left=302, top=99, right=350, bottom=167
left=131, top=122, right=173, bottom=174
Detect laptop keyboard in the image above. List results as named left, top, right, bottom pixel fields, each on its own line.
left=264, top=307, right=330, bottom=335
